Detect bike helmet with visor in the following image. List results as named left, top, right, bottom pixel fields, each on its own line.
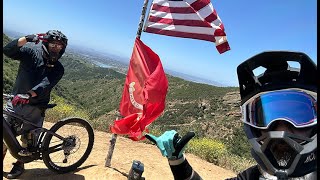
left=237, top=51, right=317, bottom=178
left=41, top=30, right=68, bottom=65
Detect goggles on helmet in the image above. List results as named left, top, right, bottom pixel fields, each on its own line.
left=241, top=89, right=317, bottom=129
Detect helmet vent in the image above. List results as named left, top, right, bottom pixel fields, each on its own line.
left=253, top=66, right=267, bottom=86
left=253, top=66, right=267, bottom=77
left=237, top=51, right=317, bottom=103
left=287, top=61, right=301, bottom=71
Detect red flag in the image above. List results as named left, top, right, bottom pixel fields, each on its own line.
left=144, top=0, right=230, bottom=54
left=110, top=37, right=168, bottom=141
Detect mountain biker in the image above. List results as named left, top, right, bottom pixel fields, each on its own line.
left=3, top=30, right=68, bottom=179
left=145, top=51, right=317, bottom=180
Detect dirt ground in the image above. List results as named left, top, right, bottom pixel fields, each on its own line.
left=3, top=122, right=236, bottom=180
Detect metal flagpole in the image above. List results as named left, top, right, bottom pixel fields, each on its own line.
left=137, top=0, right=150, bottom=39
left=105, top=116, right=119, bottom=167
left=105, top=0, right=150, bottom=167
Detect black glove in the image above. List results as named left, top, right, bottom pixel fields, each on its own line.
left=25, top=34, right=40, bottom=44
left=145, top=131, right=195, bottom=159
left=172, top=131, right=195, bottom=158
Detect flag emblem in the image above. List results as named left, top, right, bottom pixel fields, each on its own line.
left=129, top=82, right=143, bottom=110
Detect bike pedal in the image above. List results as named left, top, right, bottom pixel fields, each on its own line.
left=18, top=149, right=33, bottom=157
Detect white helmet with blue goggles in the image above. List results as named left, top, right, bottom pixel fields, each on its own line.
left=237, top=51, right=317, bottom=179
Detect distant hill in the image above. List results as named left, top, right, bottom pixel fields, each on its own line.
left=165, top=69, right=227, bottom=87
left=67, top=43, right=130, bottom=65
left=3, top=28, right=26, bottom=39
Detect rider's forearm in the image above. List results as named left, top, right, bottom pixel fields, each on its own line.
left=3, top=37, right=28, bottom=60
left=27, top=90, right=37, bottom=98
left=169, top=155, right=202, bottom=180
left=17, top=37, right=28, bottom=47
left=3, top=39, right=22, bottom=59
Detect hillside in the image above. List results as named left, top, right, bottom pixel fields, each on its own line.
left=3, top=33, right=254, bottom=173
left=3, top=34, right=19, bottom=93
left=55, top=54, right=249, bottom=159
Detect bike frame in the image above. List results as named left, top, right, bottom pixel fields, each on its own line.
left=3, top=109, right=66, bottom=163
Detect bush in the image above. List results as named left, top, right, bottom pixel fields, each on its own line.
left=186, top=138, right=227, bottom=164
left=185, top=137, right=255, bottom=173
left=218, top=153, right=255, bottom=173
left=45, top=94, right=90, bottom=123
left=226, top=127, right=252, bottom=159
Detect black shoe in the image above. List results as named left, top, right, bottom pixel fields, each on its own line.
left=7, top=162, right=24, bottom=179
left=18, top=148, right=33, bottom=156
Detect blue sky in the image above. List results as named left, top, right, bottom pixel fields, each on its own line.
left=3, top=0, right=317, bottom=86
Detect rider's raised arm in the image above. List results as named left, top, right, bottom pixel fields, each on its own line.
left=3, top=37, right=33, bottom=60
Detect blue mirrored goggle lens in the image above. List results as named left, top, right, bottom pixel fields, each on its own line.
left=249, top=90, right=317, bottom=128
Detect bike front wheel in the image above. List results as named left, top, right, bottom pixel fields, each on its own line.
left=42, top=117, right=94, bottom=173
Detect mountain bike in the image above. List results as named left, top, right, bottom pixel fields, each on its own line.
left=3, top=94, right=94, bottom=173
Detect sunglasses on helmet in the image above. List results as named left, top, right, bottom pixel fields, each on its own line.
left=48, top=43, right=64, bottom=49
left=241, top=89, right=317, bottom=129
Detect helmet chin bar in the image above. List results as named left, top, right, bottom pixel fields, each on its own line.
left=42, top=44, right=61, bottom=65
left=48, top=52, right=59, bottom=63
left=244, top=125, right=317, bottom=178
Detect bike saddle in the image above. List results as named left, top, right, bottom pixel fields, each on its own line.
left=46, top=104, right=57, bottom=109
left=37, top=104, right=57, bottom=109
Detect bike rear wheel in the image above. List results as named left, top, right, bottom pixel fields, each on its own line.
left=42, top=117, right=94, bottom=173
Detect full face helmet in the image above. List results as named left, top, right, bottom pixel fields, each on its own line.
left=41, top=30, right=68, bottom=65
left=237, top=51, right=317, bottom=178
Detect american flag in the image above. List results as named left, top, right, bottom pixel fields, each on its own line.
left=144, top=0, right=230, bottom=54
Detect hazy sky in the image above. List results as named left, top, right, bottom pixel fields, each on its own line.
left=3, top=0, right=317, bottom=86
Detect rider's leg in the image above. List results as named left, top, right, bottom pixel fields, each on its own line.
left=3, top=101, right=13, bottom=161
left=2, top=142, right=24, bottom=179
left=18, top=134, right=33, bottom=156
left=19, top=132, right=40, bottom=156
left=13, top=104, right=44, bottom=156
left=14, top=104, right=44, bottom=133
left=7, top=104, right=44, bottom=178
left=7, top=160, right=24, bottom=179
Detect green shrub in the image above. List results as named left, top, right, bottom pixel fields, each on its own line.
left=218, top=153, right=255, bottom=173
left=187, top=138, right=227, bottom=164
left=226, top=127, right=252, bottom=159
left=45, top=94, right=90, bottom=123
left=185, top=137, right=255, bottom=173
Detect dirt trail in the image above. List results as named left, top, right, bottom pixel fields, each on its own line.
left=3, top=122, right=236, bottom=180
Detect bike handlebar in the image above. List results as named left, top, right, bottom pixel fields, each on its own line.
left=3, top=94, right=14, bottom=100
left=3, top=94, right=57, bottom=109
